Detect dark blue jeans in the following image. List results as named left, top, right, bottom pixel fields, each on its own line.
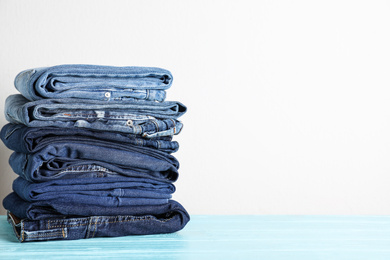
left=1, top=123, right=179, bottom=154
left=13, top=177, right=175, bottom=206
left=3, top=192, right=189, bottom=221
left=8, top=137, right=179, bottom=183
left=6, top=201, right=190, bottom=242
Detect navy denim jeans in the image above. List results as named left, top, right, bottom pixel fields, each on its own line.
left=6, top=201, right=189, bottom=242
left=1, top=123, right=179, bottom=154
left=9, top=138, right=179, bottom=182
left=5, top=94, right=185, bottom=137
left=15, top=64, right=173, bottom=102
left=3, top=192, right=189, bottom=221
left=13, top=177, right=175, bottom=206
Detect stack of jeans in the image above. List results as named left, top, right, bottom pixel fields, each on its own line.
left=1, top=65, right=190, bottom=242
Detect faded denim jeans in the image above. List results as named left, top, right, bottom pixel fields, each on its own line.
left=5, top=94, right=185, bottom=137
left=14, top=64, right=173, bottom=102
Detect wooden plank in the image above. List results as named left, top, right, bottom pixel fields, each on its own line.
left=0, top=215, right=390, bottom=259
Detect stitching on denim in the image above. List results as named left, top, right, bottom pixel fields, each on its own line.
left=47, top=215, right=174, bottom=228
left=86, top=217, right=93, bottom=239
left=51, top=71, right=167, bottom=77
left=61, top=113, right=155, bottom=119
left=58, top=164, right=114, bottom=175
left=27, top=231, right=62, bottom=238
left=133, top=125, right=142, bottom=134
left=26, top=231, right=64, bottom=238
left=4, top=125, right=22, bottom=139
left=135, top=138, right=143, bottom=146
left=151, top=120, right=159, bottom=131
left=91, top=218, right=98, bottom=238
left=146, top=89, right=150, bottom=100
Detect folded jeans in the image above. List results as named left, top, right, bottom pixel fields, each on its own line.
left=9, top=138, right=179, bottom=182
left=3, top=192, right=189, bottom=221
left=13, top=176, right=175, bottom=203
left=14, top=64, right=173, bottom=102
left=5, top=94, right=185, bottom=136
left=1, top=123, right=179, bottom=154
left=6, top=201, right=189, bottom=242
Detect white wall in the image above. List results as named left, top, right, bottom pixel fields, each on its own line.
left=1, top=0, right=390, bottom=215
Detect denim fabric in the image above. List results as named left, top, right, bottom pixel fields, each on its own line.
left=9, top=138, right=179, bottom=183
left=15, top=65, right=173, bottom=102
left=5, top=94, right=185, bottom=136
left=6, top=203, right=189, bottom=242
left=13, top=177, right=174, bottom=204
left=1, top=123, right=179, bottom=154
left=4, top=192, right=189, bottom=221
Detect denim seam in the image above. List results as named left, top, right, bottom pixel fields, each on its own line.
left=48, top=71, right=167, bottom=77
left=86, top=217, right=93, bottom=239
left=91, top=218, right=98, bottom=238
left=151, top=120, right=159, bottom=131
left=58, top=165, right=114, bottom=175
left=25, top=230, right=65, bottom=238
left=4, top=126, right=22, bottom=140
left=146, top=89, right=150, bottom=100
left=47, top=215, right=174, bottom=228
left=62, top=113, right=153, bottom=118
left=135, top=138, right=143, bottom=146
left=133, top=125, right=142, bottom=134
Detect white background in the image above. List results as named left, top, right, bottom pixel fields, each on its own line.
left=1, top=0, right=390, bottom=215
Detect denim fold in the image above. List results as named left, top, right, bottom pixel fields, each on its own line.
left=13, top=177, right=175, bottom=204
left=6, top=201, right=190, bottom=242
left=1, top=123, right=179, bottom=154
left=4, top=192, right=189, bottom=221
left=15, top=64, right=173, bottom=102
left=5, top=94, right=185, bottom=136
left=9, top=138, right=179, bottom=183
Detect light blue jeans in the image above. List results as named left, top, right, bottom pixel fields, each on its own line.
left=5, top=94, right=185, bottom=137
left=15, top=64, right=172, bottom=102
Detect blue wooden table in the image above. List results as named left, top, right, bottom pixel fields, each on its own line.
left=1, top=215, right=390, bottom=259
